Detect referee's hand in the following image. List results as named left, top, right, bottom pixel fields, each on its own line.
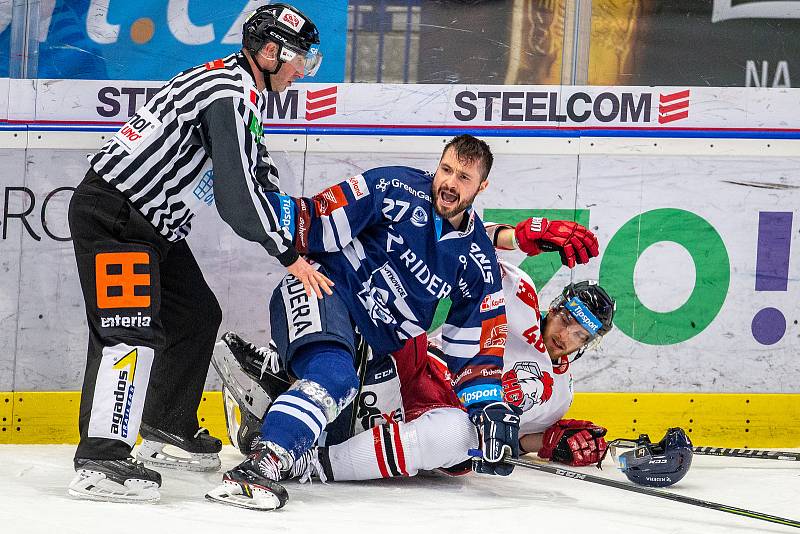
left=286, top=257, right=334, bottom=299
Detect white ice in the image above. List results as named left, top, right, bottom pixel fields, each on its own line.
left=1, top=445, right=798, bottom=534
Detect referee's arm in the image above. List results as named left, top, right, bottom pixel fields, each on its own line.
left=200, top=96, right=299, bottom=267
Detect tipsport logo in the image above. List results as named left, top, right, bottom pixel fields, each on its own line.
left=278, top=195, right=296, bottom=236
left=566, top=297, right=602, bottom=336
left=459, top=384, right=502, bottom=406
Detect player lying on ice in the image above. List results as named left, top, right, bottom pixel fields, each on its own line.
left=209, top=217, right=613, bottom=508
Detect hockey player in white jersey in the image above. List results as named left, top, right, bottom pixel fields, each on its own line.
left=215, top=216, right=612, bottom=481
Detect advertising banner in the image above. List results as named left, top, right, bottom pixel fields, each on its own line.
left=574, top=154, right=799, bottom=393
left=6, top=0, right=347, bottom=81
left=19, top=80, right=800, bottom=134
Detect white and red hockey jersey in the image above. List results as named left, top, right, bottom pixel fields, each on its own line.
left=496, top=259, right=573, bottom=436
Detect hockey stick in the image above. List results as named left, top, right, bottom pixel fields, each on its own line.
left=348, top=334, right=371, bottom=436
left=693, top=446, right=800, bottom=462
left=504, top=456, right=800, bottom=529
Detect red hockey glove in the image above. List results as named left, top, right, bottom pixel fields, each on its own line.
left=538, top=419, right=608, bottom=467
left=514, top=218, right=599, bottom=268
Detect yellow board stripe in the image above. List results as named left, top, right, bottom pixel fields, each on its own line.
left=1, top=391, right=799, bottom=447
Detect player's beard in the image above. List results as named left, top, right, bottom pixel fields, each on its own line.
left=432, top=183, right=479, bottom=220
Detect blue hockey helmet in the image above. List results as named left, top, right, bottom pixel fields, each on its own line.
left=609, top=427, right=693, bottom=487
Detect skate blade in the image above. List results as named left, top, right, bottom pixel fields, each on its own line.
left=205, top=480, right=286, bottom=511
left=68, top=471, right=160, bottom=503
left=136, top=441, right=221, bottom=472
left=211, top=346, right=273, bottom=418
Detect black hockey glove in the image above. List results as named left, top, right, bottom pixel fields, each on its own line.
left=471, top=402, right=522, bottom=476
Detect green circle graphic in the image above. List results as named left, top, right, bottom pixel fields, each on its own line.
left=599, top=208, right=730, bottom=345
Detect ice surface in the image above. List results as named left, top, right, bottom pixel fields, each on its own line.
left=0, top=445, right=798, bottom=534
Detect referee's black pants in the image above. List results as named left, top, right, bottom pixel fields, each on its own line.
left=68, top=169, right=222, bottom=461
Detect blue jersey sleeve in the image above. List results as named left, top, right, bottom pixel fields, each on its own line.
left=441, top=240, right=507, bottom=415
left=266, top=167, right=416, bottom=255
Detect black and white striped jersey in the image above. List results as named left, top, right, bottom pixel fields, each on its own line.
left=89, top=52, right=299, bottom=267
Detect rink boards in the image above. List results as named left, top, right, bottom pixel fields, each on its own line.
left=3, top=390, right=800, bottom=448
left=0, top=82, right=798, bottom=445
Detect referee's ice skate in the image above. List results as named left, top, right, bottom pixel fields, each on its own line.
left=68, top=457, right=162, bottom=503
left=135, top=423, right=222, bottom=472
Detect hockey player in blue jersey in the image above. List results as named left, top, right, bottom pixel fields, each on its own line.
left=206, top=135, right=514, bottom=510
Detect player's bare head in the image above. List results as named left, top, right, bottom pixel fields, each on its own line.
left=542, top=282, right=615, bottom=365
left=440, top=135, right=493, bottom=182
left=432, top=136, right=492, bottom=221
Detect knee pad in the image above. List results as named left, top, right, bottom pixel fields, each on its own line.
left=290, top=341, right=359, bottom=422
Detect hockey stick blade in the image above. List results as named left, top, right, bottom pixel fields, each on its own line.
left=693, top=446, right=800, bottom=462
left=505, top=456, right=800, bottom=529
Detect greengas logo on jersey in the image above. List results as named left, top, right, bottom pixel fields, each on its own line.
left=453, top=89, right=691, bottom=126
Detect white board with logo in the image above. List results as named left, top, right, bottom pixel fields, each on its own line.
left=0, top=80, right=798, bottom=393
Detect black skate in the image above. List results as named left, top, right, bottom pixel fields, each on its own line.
left=223, top=332, right=291, bottom=385
left=135, top=423, right=222, bottom=472
left=68, top=457, right=161, bottom=503
left=205, top=443, right=290, bottom=511
left=213, top=332, right=292, bottom=429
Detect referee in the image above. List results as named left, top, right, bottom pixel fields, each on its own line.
left=67, top=3, right=332, bottom=503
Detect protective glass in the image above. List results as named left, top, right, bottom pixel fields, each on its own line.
left=607, top=438, right=646, bottom=470
left=550, top=307, right=597, bottom=347
left=279, top=45, right=323, bottom=77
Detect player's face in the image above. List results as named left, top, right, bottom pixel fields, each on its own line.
left=542, top=307, right=594, bottom=359
left=432, top=147, right=488, bottom=222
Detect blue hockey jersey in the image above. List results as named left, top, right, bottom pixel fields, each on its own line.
left=266, top=166, right=507, bottom=411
